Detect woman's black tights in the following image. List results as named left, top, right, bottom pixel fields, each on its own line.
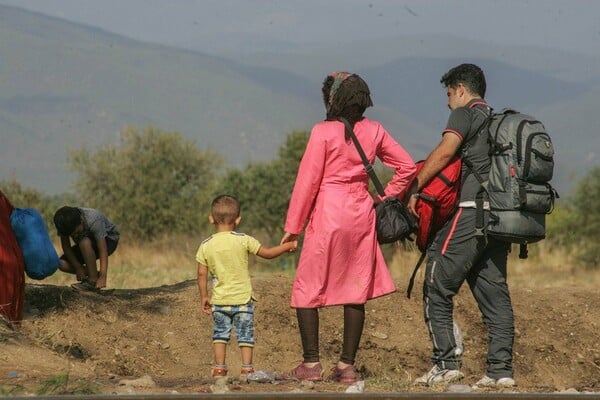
left=296, top=304, right=365, bottom=365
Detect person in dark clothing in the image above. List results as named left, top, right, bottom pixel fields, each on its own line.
left=407, top=64, right=516, bottom=388
left=54, top=206, right=120, bottom=291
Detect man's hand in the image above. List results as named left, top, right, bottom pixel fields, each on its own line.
left=408, top=193, right=420, bottom=218
left=96, top=274, right=107, bottom=289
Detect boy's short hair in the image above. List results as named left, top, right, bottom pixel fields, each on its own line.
left=440, top=63, right=486, bottom=98
left=211, top=195, right=240, bottom=225
left=54, top=206, right=82, bottom=236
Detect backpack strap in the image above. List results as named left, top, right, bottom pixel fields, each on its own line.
left=461, top=107, right=493, bottom=236
left=406, top=251, right=427, bottom=299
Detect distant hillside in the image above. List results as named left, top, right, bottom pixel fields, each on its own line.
left=0, top=5, right=320, bottom=194
left=236, top=36, right=600, bottom=194
left=1, top=4, right=598, bottom=195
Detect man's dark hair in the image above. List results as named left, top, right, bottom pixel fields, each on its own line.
left=440, top=63, right=486, bottom=98
left=53, top=206, right=82, bottom=236
left=211, top=195, right=240, bottom=225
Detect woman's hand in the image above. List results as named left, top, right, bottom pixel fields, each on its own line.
left=280, top=232, right=299, bottom=245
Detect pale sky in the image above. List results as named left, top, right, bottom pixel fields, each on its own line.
left=1, top=0, right=599, bottom=57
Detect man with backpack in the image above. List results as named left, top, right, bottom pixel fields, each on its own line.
left=407, top=63, right=516, bottom=388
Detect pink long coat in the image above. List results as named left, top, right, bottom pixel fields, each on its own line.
left=285, top=118, right=416, bottom=308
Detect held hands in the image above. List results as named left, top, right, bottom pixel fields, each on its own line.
left=286, top=240, right=298, bottom=253
left=280, top=232, right=299, bottom=247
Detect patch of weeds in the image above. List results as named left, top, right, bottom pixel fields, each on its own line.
left=364, top=366, right=413, bottom=392
left=0, top=384, right=25, bottom=396
left=35, top=374, right=100, bottom=395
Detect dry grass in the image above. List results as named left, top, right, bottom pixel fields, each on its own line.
left=33, top=236, right=599, bottom=290
left=388, top=240, right=600, bottom=289
left=36, top=235, right=295, bottom=289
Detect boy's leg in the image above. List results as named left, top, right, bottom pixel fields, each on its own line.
left=214, top=343, right=227, bottom=366
left=240, top=346, right=253, bottom=368
left=233, top=305, right=255, bottom=373
left=212, top=308, right=232, bottom=376
left=78, top=237, right=99, bottom=283
left=58, top=259, right=75, bottom=273
left=59, top=245, right=87, bottom=281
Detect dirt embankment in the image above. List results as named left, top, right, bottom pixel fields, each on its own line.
left=1, top=275, right=599, bottom=395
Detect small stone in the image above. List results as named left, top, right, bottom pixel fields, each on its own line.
left=158, top=305, right=171, bottom=315
left=118, top=375, right=156, bottom=388
left=345, top=380, right=365, bottom=393
left=559, top=388, right=579, bottom=394
left=371, top=331, right=388, bottom=339
left=300, top=380, right=315, bottom=389
left=448, top=384, right=472, bottom=393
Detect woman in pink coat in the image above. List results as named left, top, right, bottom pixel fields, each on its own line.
left=280, top=72, right=416, bottom=383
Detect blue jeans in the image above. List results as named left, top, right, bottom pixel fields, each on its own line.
left=212, top=302, right=255, bottom=347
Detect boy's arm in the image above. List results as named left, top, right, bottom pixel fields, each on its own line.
left=95, top=237, right=109, bottom=288
left=60, top=235, right=86, bottom=281
left=197, top=263, right=212, bottom=315
left=256, top=241, right=298, bottom=259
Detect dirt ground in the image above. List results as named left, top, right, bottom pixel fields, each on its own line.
left=1, top=274, right=599, bottom=396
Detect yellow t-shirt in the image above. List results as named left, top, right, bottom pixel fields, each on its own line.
left=195, top=231, right=262, bottom=305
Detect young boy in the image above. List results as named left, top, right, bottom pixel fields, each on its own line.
left=53, top=206, right=120, bottom=291
left=196, top=195, right=297, bottom=379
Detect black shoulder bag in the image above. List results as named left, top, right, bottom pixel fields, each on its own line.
left=339, top=118, right=417, bottom=244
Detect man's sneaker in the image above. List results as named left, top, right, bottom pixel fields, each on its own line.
left=474, top=375, right=516, bottom=388
left=414, top=365, right=464, bottom=386
left=71, top=281, right=98, bottom=292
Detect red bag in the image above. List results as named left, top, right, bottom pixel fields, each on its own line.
left=0, top=191, right=25, bottom=323
left=405, top=157, right=461, bottom=298
left=412, top=156, right=462, bottom=251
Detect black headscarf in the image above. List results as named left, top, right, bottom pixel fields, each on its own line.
left=322, top=72, right=374, bottom=136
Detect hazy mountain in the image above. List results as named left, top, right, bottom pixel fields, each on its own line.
left=0, top=4, right=598, bottom=196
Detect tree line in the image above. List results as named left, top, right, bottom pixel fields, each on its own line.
left=1, top=126, right=597, bottom=268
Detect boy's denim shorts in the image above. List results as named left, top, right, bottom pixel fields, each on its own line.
left=212, top=302, right=255, bottom=347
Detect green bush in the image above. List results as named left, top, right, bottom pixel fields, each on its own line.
left=68, top=126, right=222, bottom=239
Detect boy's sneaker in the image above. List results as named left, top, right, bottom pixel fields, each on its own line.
left=212, top=366, right=228, bottom=378
left=239, top=366, right=254, bottom=383
left=71, top=281, right=99, bottom=292
left=282, top=362, right=323, bottom=381
left=414, top=365, right=464, bottom=386
left=474, top=375, right=516, bottom=388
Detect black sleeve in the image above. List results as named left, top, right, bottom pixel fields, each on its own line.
left=443, top=107, right=471, bottom=142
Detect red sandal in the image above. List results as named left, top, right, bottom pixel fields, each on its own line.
left=328, top=364, right=358, bottom=384
left=283, top=362, right=323, bottom=381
